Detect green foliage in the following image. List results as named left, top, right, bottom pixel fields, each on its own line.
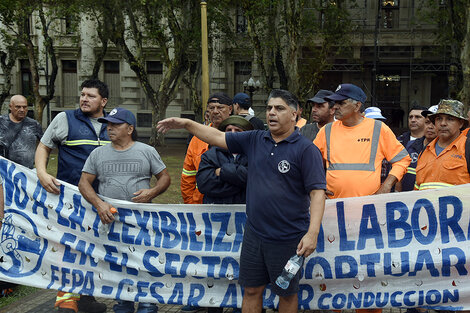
left=416, top=0, right=470, bottom=102
left=417, top=0, right=467, bottom=50
left=0, top=285, right=38, bottom=309
left=236, top=0, right=354, bottom=99
left=299, top=0, right=354, bottom=97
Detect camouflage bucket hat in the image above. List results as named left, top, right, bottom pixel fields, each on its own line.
left=428, top=99, right=468, bottom=127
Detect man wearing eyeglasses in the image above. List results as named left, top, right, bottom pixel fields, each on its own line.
left=180, top=93, right=233, bottom=205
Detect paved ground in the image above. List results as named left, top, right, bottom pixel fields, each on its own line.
left=0, top=287, right=407, bottom=313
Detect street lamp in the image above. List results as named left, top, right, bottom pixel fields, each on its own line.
left=243, top=77, right=261, bottom=100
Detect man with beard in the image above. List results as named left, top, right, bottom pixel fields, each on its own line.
left=299, top=90, right=335, bottom=141
left=35, top=79, right=110, bottom=313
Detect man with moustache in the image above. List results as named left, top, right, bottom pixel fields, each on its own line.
left=314, top=84, right=410, bottom=200
left=158, top=89, right=326, bottom=313
left=35, top=79, right=110, bottom=313
left=180, top=93, right=232, bottom=205
left=299, top=90, right=335, bottom=141
left=78, top=108, right=170, bottom=313
left=314, top=84, right=410, bottom=313
left=415, top=100, right=470, bottom=190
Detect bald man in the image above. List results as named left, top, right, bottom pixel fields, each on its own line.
left=0, top=95, right=42, bottom=294
left=0, top=95, right=42, bottom=168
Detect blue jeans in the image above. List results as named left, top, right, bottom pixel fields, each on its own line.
left=113, top=300, right=158, bottom=313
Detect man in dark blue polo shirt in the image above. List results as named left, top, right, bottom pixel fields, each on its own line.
left=157, top=89, right=326, bottom=313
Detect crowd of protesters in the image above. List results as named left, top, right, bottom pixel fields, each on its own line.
left=159, top=83, right=470, bottom=313
left=0, top=78, right=468, bottom=313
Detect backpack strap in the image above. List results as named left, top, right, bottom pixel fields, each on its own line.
left=244, top=114, right=254, bottom=121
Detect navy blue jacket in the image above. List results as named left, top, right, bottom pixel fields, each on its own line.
left=196, top=146, right=248, bottom=204
left=57, top=109, right=109, bottom=186
left=401, top=136, right=426, bottom=191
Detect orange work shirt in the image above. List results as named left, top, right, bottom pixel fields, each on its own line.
left=314, top=118, right=410, bottom=199
left=415, top=132, right=470, bottom=190
left=181, top=135, right=209, bottom=204
left=296, top=118, right=307, bottom=129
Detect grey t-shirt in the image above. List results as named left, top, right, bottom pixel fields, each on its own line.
left=299, top=122, right=320, bottom=141
left=40, top=111, right=103, bottom=149
left=82, top=141, right=166, bottom=201
left=0, top=115, right=43, bottom=169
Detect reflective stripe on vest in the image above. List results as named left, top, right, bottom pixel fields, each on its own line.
left=417, top=182, right=454, bottom=190
left=56, top=292, right=80, bottom=301
left=182, top=169, right=197, bottom=176
left=325, top=120, right=408, bottom=171
left=64, top=139, right=111, bottom=146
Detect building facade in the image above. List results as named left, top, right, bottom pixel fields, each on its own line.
left=0, top=1, right=450, bottom=137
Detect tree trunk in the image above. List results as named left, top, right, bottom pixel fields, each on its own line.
left=23, top=37, right=44, bottom=124
left=92, top=40, right=107, bottom=79
left=283, top=0, right=302, bottom=96
left=0, top=51, right=15, bottom=111
left=459, top=4, right=470, bottom=109
left=182, top=60, right=202, bottom=120
left=150, top=94, right=168, bottom=147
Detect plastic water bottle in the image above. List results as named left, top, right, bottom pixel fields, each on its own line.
left=275, top=254, right=304, bottom=289
left=98, top=207, right=117, bottom=235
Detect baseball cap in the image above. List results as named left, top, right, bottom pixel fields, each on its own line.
left=307, top=90, right=334, bottom=104
left=98, top=107, right=136, bottom=127
left=421, top=105, right=438, bottom=118
left=208, top=92, right=232, bottom=106
left=326, top=84, right=367, bottom=103
left=364, top=107, right=386, bottom=120
left=218, top=115, right=254, bottom=131
left=232, top=93, right=251, bottom=106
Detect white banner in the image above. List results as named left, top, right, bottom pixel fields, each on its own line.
left=0, top=157, right=468, bottom=310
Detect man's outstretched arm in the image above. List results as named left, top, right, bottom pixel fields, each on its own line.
left=157, top=118, right=227, bottom=150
